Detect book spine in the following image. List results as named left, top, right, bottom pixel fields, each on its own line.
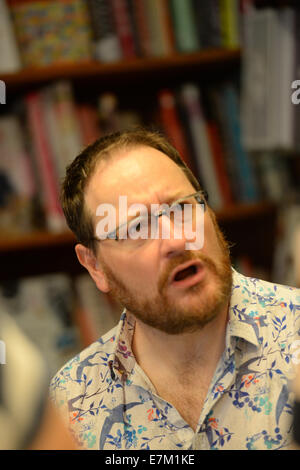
left=132, top=0, right=152, bottom=57
left=0, top=115, right=36, bottom=199
left=9, top=0, right=92, bottom=67
left=277, top=8, right=295, bottom=150
left=143, top=0, right=174, bottom=57
left=111, top=0, right=137, bottom=58
left=191, top=0, right=222, bottom=49
left=219, top=0, right=240, bottom=49
left=76, top=104, right=102, bottom=147
left=168, top=0, right=200, bottom=53
left=25, top=92, right=65, bottom=232
left=50, top=81, right=84, bottom=171
left=86, top=0, right=122, bottom=62
left=125, top=0, right=143, bottom=57
left=157, top=89, right=195, bottom=173
left=205, top=120, right=234, bottom=206
left=180, top=84, right=224, bottom=210
left=0, top=0, right=22, bottom=73
left=223, top=85, right=259, bottom=202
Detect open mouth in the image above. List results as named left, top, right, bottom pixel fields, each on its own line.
left=169, top=261, right=205, bottom=288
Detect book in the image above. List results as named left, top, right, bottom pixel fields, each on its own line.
left=241, top=7, right=296, bottom=151
left=254, top=151, right=291, bottom=203
left=0, top=0, right=22, bottom=73
left=180, top=84, right=224, bottom=210
left=9, top=0, right=93, bottom=67
left=86, top=0, right=122, bottom=62
left=0, top=114, right=36, bottom=234
left=24, top=91, right=66, bottom=232
left=205, top=118, right=234, bottom=206
left=222, top=83, right=259, bottom=202
left=168, top=0, right=200, bottom=53
left=0, top=115, right=35, bottom=201
left=157, top=89, right=196, bottom=174
left=277, top=8, right=295, bottom=151
left=219, top=0, right=240, bottom=49
left=191, top=0, right=222, bottom=49
left=293, top=8, right=300, bottom=151
left=76, top=103, right=102, bottom=147
left=44, top=81, right=84, bottom=180
left=125, top=0, right=143, bottom=57
left=131, top=0, right=152, bottom=57
left=207, top=87, right=240, bottom=202
left=98, top=92, right=121, bottom=134
left=143, top=0, right=175, bottom=57
left=111, top=0, right=137, bottom=59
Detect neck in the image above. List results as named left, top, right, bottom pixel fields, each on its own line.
left=131, top=302, right=229, bottom=379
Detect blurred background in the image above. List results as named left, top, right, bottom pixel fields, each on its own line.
left=0, top=0, right=299, bottom=375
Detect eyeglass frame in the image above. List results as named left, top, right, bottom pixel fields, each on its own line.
left=90, top=189, right=208, bottom=244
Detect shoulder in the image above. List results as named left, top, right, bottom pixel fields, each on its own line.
left=233, top=269, right=300, bottom=305
left=49, top=324, right=118, bottom=406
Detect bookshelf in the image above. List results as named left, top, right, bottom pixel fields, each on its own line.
left=2, top=49, right=241, bottom=88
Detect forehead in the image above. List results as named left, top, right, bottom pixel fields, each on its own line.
left=85, top=145, right=195, bottom=212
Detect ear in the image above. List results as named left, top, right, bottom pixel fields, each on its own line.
left=75, top=243, right=110, bottom=293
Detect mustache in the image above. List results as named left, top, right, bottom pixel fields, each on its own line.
left=158, top=251, right=217, bottom=293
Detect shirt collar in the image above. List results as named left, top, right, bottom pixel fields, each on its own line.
left=226, top=268, right=264, bottom=350
left=109, top=268, right=263, bottom=380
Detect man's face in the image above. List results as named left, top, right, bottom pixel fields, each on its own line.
left=85, top=145, right=232, bottom=335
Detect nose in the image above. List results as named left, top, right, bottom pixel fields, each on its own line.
left=158, top=214, right=187, bottom=258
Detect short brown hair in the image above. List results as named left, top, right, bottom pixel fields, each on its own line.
left=61, top=127, right=201, bottom=253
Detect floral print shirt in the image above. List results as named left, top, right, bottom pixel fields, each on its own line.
left=50, top=269, right=300, bottom=450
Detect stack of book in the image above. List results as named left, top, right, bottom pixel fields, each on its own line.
left=1, top=0, right=242, bottom=71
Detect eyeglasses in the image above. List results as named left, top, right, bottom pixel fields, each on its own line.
left=92, top=190, right=207, bottom=248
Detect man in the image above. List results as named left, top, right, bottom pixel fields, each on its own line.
left=50, top=128, right=300, bottom=450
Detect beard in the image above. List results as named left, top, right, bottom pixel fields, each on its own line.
left=99, top=214, right=233, bottom=335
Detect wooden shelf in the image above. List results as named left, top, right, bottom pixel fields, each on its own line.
left=1, top=48, right=241, bottom=89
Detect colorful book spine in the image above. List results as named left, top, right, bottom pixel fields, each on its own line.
left=180, top=84, right=224, bottom=210
left=219, top=0, right=240, bottom=49
left=205, top=119, right=234, bottom=206
left=132, top=0, right=152, bottom=57
left=25, top=91, right=66, bottom=232
left=111, top=0, right=137, bottom=59
left=143, top=0, right=175, bottom=57
left=0, top=0, right=22, bottom=73
left=168, top=0, right=200, bottom=53
left=76, top=104, right=102, bottom=147
left=9, top=0, right=93, bottom=67
left=158, top=89, right=195, bottom=173
left=223, top=84, right=259, bottom=202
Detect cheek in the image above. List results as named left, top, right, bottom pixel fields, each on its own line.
left=203, top=216, right=224, bottom=255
